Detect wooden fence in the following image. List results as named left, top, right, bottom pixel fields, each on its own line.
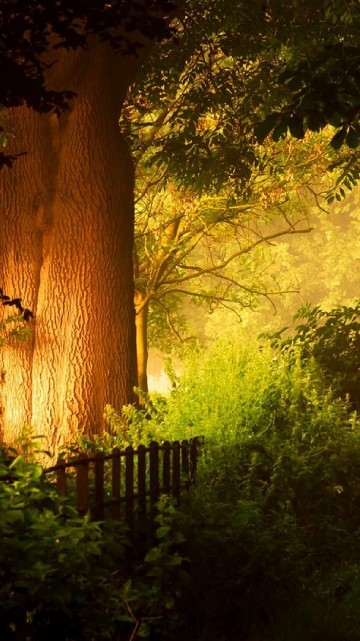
left=43, top=437, right=202, bottom=540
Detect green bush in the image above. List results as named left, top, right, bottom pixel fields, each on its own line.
left=5, top=331, right=360, bottom=641
left=266, top=301, right=360, bottom=411
left=128, top=336, right=360, bottom=641
left=0, top=449, right=125, bottom=640
left=0, top=447, right=189, bottom=641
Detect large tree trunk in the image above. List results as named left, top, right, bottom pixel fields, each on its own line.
left=0, top=42, right=144, bottom=452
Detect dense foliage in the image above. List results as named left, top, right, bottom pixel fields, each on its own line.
left=256, top=1, right=360, bottom=147
left=0, top=439, right=188, bottom=641
left=3, top=319, right=360, bottom=640
left=64, top=327, right=360, bottom=640
left=145, top=337, right=360, bottom=641
left=267, top=301, right=360, bottom=411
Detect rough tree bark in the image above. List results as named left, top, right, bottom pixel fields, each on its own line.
left=0, top=41, right=147, bottom=451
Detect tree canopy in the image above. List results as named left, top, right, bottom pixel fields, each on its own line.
left=0, top=0, right=176, bottom=167
left=256, top=0, right=360, bottom=157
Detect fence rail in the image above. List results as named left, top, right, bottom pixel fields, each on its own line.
left=43, top=437, right=202, bottom=540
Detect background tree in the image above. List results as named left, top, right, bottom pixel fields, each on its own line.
left=125, top=13, right=360, bottom=390
left=133, top=140, right=322, bottom=392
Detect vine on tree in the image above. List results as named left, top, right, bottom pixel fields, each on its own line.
left=0, top=287, right=34, bottom=348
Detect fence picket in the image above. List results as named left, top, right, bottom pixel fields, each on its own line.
left=137, top=444, right=146, bottom=520
left=189, top=437, right=199, bottom=481
left=93, top=453, right=104, bottom=520
left=172, top=441, right=181, bottom=504
left=125, top=446, right=134, bottom=536
left=111, top=448, right=121, bottom=520
left=76, top=453, right=89, bottom=515
left=163, top=441, right=171, bottom=494
left=56, top=459, right=66, bottom=496
left=41, top=438, right=202, bottom=541
left=181, top=439, right=189, bottom=481
left=149, top=443, right=160, bottom=527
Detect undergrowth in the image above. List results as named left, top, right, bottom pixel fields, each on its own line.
left=3, top=326, right=360, bottom=640
left=0, top=445, right=188, bottom=641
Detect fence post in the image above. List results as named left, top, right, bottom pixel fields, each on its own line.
left=111, top=448, right=121, bottom=520
left=162, top=441, right=171, bottom=494
left=189, top=436, right=200, bottom=482
left=137, top=444, right=146, bottom=519
left=56, top=459, right=67, bottom=496
left=125, top=445, right=134, bottom=539
left=93, top=452, right=104, bottom=520
left=76, top=453, right=89, bottom=516
left=181, top=439, right=189, bottom=474
left=172, top=440, right=181, bottom=505
left=181, top=439, right=190, bottom=489
left=149, top=441, right=160, bottom=522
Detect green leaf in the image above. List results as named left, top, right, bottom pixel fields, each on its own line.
left=307, top=112, right=323, bottom=132
left=138, top=623, right=151, bottom=637
left=165, top=597, right=175, bottom=609
left=172, top=531, right=186, bottom=544
left=5, top=509, right=25, bottom=524
left=156, top=525, right=171, bottom=539
left=145, top=548, right=162, bottom=564
left=272, top=121, right=288, bottom=142
left=117, top=615, right=134, bottom=623
left=165, top=554, right=183, bottom=566
left=330, top=128, right=347, bottom=150
left=288, top=117, right=305, bottom=139
left=346, top=127, right=360, bottom=148
left=254, top=113, right=280, bottom=143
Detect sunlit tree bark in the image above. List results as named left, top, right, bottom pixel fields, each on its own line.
left=135, top=292, right=149, bottom=394
left=0, top=42, right=144, bottom=450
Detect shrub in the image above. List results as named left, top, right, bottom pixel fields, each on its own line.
left=130, top=335, right=360, bottom=641
left=0, top=449, right=126, bottom=640
left=9, top=332, right=360, bottom=641
left=0, top=447, right=189, bottom=641
left=266, top=301, right=360, bottom=410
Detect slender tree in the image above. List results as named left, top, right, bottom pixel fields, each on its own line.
left=125, top=8, right=357, bottom=390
